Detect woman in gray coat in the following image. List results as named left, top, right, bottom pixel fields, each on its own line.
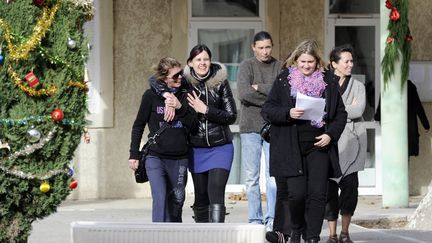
left=324, top=45, right=367, bottom=243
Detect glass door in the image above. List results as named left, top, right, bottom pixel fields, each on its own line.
left=187, top=0, right=265, bottom=194
left=189, top=21, right=262, bottom=192
left=326, top=17, right=382, bottom=195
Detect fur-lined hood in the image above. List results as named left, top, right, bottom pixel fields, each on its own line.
left=183, top=62, right=228, bottom=89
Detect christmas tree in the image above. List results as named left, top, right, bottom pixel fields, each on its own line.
left=0, top=0, right=94, bottom=241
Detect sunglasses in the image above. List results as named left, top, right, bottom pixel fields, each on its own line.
left=168, top=70, right=183, bottom=80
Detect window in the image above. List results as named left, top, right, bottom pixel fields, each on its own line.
left=329, top=0, right=379, bottom=15
left=190, top=22, right=261, bottom=113
left=192, top=0, right=260, bottom=17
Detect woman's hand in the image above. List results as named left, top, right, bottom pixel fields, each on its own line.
left=314, top=134, right=331, bottom=147
left=164, top=105, right=175, bottom=121
left=290, top=108, right=305, bottom=119
left=187, top=91, right=208, bottom=114
left=128, top=159, right=139, bottom=171
left=164, top=93, right=182, bottom=109
left=163, top=93, right=181, bottom=121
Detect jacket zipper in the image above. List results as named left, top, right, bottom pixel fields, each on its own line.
left=204, top=83, right=210, bottom=146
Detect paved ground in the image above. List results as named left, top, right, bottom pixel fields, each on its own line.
left=28, top=195, right=432, bottom=243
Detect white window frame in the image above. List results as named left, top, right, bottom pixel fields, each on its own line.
left=84, top=0, right=114, bottom=128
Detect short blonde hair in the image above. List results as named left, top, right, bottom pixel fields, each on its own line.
left=283, top=40, right=325, bottom=70
left=152, top=57, right=181, bottom=80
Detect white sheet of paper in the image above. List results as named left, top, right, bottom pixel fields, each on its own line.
left=295, top=92, right=325, bottom=121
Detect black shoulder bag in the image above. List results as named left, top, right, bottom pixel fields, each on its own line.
left=135, top=123, right=171, bottom=183
left=260, top=122, right=271, bottom=143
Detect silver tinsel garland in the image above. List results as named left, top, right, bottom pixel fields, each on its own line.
left=0, top=126, right=71, bottom=180
left=0, top=165, right=69, bottom=180
left=8, top=126, right=57, bottom=160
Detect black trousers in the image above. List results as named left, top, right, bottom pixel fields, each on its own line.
left=286, top=148, right=329, bottom=241
left=274, top=177, right=292, bottom=235
left=191, top=168, right=230, bottom=206
left=325, top=172, right=359, bottom=220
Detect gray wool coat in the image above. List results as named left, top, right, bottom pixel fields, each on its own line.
left=335, top=77, right=367, bottom=179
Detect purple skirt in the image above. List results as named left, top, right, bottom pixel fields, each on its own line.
left=189, top=143, right=234, bottom=173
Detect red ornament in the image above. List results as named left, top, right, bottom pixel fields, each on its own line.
left=51, top=108, right=64, bottom=122
left=386, top=37, right=395, bottom=44
left=69, top=179, right=78, bottom=189
left=385, top=0, right=393, bottom=9
left=24, top=72, right=40, bottom=88
left=390, top=8, right=400, bottom=21
left=33, top=0, right=45, bottom=7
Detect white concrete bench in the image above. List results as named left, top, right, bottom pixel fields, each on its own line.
left=71, top=221, right=265, bottom=243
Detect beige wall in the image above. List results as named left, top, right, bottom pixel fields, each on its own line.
left=409, top=0, right=432, bottom=61
left=279, top=0, right=326, bottom=60
left=69, top=0, right=432, bottom=199
left=70, top=0, right=188, bottom=199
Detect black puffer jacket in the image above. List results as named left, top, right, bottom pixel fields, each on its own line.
left=184, top=63, right=237, bottom=147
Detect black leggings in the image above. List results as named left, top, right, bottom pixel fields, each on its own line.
left=192, top=168, right=230, bottom=206
left=325, top=172, right=359, bottom=220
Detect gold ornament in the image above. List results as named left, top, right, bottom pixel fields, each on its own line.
left=0, top=2, right=60, bottom=61
left=40, top=181, right=50, bottom=193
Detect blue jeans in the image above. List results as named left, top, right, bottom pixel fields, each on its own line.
left=241, top=133, right=276, bottom=225
left=146, top=155, right=188, bottom=222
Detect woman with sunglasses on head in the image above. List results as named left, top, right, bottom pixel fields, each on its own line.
left=128, top=57, right=197, bottom=222
left=324, top=45, right=367, bottom=243
left=261, top=40, right=347, bottom=242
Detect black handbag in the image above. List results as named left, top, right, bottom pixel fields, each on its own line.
left=260, top=122, right=271, bottom=143
left=135, top=123, right=171, bottom=183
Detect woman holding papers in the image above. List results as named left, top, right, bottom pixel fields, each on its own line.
left=324, top=45, right=366, bottom=243
left=261, top=40, right=347, bottom=243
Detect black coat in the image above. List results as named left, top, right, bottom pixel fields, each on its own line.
left=129, top=87, right=197, bottom=160
left=375, top=80, right=430, bottom=156
left=183, top=63, right=237, bottom=147
left=261, top=69, right=347, bottom=178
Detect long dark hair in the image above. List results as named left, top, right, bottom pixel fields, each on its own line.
left=187, top=44, right=212, bottom=63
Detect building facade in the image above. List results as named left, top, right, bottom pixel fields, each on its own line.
left=69, top=0, right=432, bottom=199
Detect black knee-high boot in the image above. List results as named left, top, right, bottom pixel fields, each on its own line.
left=209, top=204, right=225, bottom=223
left=192, top=205, right=209, bottom=223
